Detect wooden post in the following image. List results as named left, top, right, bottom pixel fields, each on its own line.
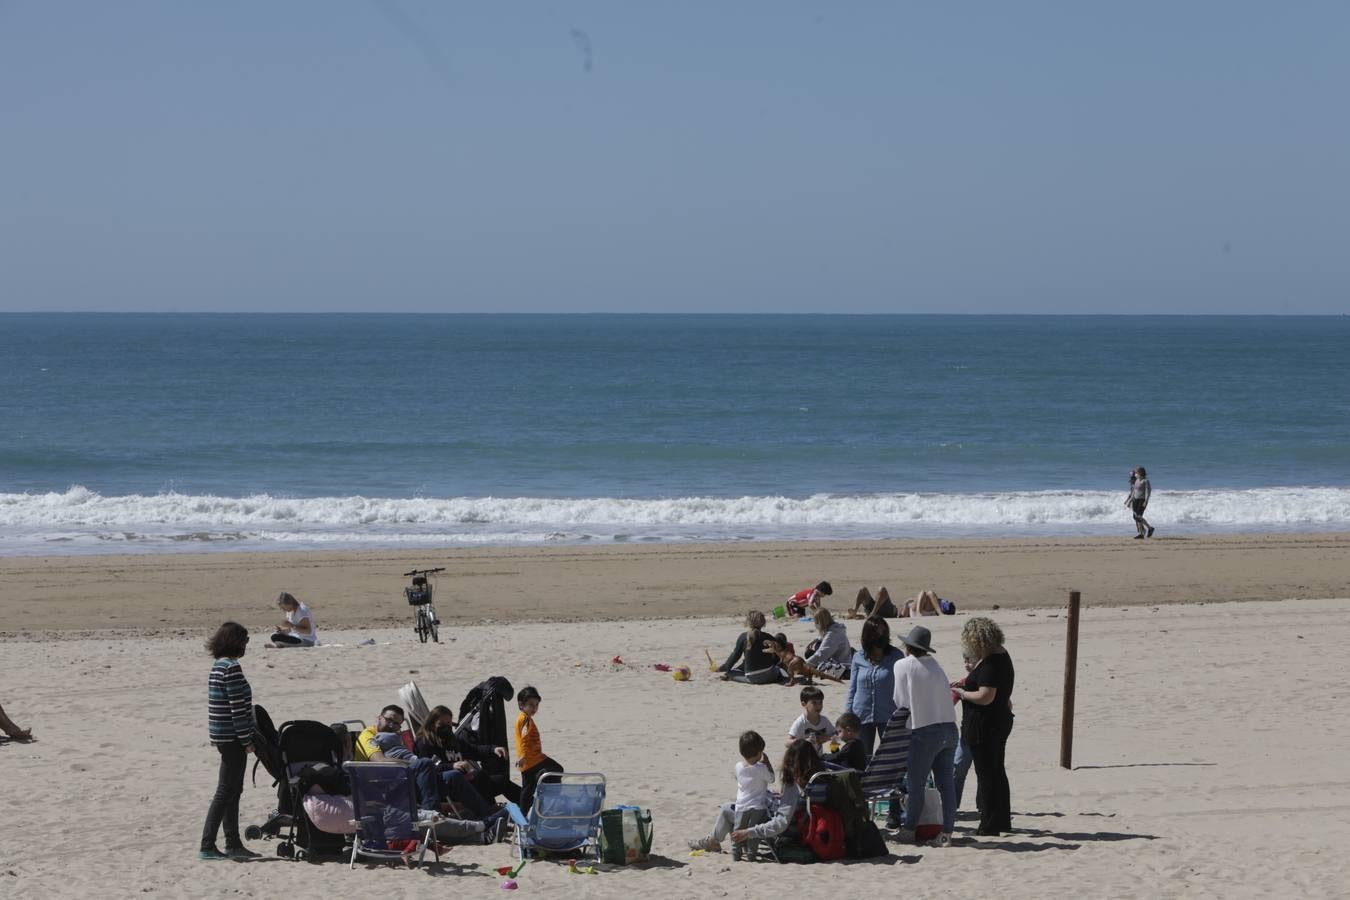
left=1060, top=590, right=1081, bottom=769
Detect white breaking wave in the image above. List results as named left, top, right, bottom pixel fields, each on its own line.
left=1, top=485, right=1348, bottom=554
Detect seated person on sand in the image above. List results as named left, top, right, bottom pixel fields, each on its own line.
left=267, top=592, right=318, bottom=648
left=414, top=705, right=519, bottom=808
left=717, top=611, right=785, bottom=685
left=0, top=701, right=32, bottom=742
left=802, top=609, right=853, bottom=679
left=846, top=586, right=899, bottom=619
left=785, top=581, right=833, bottom=619
left=305, top=724, right=508, bottom=846
left=899, top=589, right=943, bottom=617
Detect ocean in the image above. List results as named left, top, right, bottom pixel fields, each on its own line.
left=1, top=313, right=1347, bottom=555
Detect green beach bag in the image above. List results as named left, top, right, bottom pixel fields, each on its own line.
left=599, top=807, right=653, bottom=865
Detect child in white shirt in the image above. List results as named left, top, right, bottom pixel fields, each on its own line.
left=688, top=731, right=775, bottom=858
left=786, top=685, right=837, bottom=748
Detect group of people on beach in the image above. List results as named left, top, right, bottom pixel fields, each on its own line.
left=703, top=583, right=1015, bottom=854
left=198, top=609, right=564, bottom=861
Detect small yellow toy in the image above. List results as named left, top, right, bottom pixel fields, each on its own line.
left=672, top=665, right=692, bottom=681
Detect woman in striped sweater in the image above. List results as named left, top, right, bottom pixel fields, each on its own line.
left=199, top=622, right=259, bottom=860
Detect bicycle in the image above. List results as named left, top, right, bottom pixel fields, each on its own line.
left=404, top=567, right=445, bottom=643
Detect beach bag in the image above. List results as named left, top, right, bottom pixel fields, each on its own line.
left=911, top=786, right=944, bottom=841
left=848, top=819, right=889, bottom=858
left=598, top=807, right=653, bottom=865
left=771, top=834, right=817, bottom=864
left=794, top=806, right=845, bottom=861
left=939, top=598, right=956, bottom=615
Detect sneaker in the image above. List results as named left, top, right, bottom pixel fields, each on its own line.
left=198, top=847, right=229, bottom=861
left=1146, top=526, right=1155, bottom=537
left=687, top=836, right=721, bottom=852
left=1133, top=534, right=1144, bottom=539
left=890, top=827, right=916, bottom=844
left=928, top=832, right=953, bottom=848
left=223, top=846, right=260, bottom=860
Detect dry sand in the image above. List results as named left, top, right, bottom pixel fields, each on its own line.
left=2, top=535, right=1348, bottom=898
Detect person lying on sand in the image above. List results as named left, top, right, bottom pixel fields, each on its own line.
left=847, top=587, right=899, bottom=619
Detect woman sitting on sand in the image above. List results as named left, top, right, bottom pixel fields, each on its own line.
left=847, top=587, right=899, bottom=619
left=803, top=609, right=853, bottom=678
left=267, top=592, right=318, bottom=648
left=717, top=611, right=784, bottom=685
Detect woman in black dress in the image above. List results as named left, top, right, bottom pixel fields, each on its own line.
left=953, top=617, right=1015, bottom=836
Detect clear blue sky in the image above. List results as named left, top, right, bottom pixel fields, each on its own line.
left=2, top=1, right=1347, bottom=313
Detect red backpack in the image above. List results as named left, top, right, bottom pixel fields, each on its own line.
left=795, top=805, right=846, bottom=861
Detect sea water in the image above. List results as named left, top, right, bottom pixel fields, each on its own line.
left=1, top=313, right=1347, bottom=555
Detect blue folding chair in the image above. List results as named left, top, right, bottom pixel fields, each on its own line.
left=510, top=772, right=606, bottom=861
left=860, top=707, right=911, bottom=818
left=343, top=761, right=441, bottom=869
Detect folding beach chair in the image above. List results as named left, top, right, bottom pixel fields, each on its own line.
left=860, top=707, right=911, bottom=818
left=343, top=761, right=441, bottom=869
left=510, top=772, right=606, bottom=861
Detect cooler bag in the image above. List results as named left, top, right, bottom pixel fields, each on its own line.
left=599, top=807, right=653, bottom=865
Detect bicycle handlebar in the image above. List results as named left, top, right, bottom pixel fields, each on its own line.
left=403, top=567, right=446, bottom=577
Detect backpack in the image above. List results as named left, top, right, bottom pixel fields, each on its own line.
left=794, top=806, right=845, bottom=861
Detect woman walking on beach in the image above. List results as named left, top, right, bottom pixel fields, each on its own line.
left=1126, top=467, right=1154, bottom=538
left=953, top=617, right=1015, bottom=836
left=845, top=616, right=905, bottom=758
left=199, top=622, right=259, bottom=860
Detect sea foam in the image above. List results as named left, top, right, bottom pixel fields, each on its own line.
left=1, top=485, right=1347, bottom=554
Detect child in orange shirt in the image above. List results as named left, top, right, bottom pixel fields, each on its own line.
left=514, top=686, right=563, bottom=813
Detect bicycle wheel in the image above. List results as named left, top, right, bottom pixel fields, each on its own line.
left=427, top=604, right=439, bottom=643
left=415, top=607, right=429, bottom=643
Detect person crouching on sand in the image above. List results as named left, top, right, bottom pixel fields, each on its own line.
left=267, top=592, right=318, bottom=647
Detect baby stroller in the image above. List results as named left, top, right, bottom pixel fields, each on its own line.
left=272, top=721, right=348, bottom=861
left=456, top=676, right=519, bottom=803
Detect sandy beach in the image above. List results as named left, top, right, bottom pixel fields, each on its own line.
left=2, top=535, right=1348, bottom=898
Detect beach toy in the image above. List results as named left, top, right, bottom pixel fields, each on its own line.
left=500, top=879, right=518, bottom=890
left=611, top=655, right=624, bottom=665
left=653, top=663, right=671, bottom=672
left=689, top=849, right=706, bottom=857
left=672, top=665, right=691, bottom=681
left=772, top=605, right=787, bottom=619
left=496, top=859, right=528, bottom=878
left=704, top=649, right=718, bottom=672
left=567, top=859, right=598, bottom=875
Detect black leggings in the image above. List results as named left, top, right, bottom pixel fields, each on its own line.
left=201, top=741, right=247, bottom=850
left=519, top=757, right=563, bottom=814
left=970, top=720, right=1013, bottom=833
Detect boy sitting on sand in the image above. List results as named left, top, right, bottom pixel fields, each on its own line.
left=786, top=685, right=837, bottom=748
left=687, top=730, right=775, bottom=858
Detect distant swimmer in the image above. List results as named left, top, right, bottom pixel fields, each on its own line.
left=1126, top=467, right=1154, bottom=539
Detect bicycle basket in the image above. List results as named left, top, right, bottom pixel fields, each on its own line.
left=405, top=587, right=433, bottom=606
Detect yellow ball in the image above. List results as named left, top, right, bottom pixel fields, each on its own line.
left=672, top=665, right=691, bottom=681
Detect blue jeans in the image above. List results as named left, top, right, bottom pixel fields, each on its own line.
left=411, top=757, right=443, bottom=811
left=903, top=722, right=958, bottom=833
left=954, top=735, right=973, bottom=808
left=440, top=768, right=492, bottom=817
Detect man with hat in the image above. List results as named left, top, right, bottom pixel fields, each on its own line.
left=891, top=625, right=959, bottom=847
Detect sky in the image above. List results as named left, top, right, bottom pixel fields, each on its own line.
left=1, top=1, right=1348, bottom=314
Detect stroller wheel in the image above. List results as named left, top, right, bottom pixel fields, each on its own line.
left=295, top=849, right=308, bottom=862
left=277, top=842, right=294, bottom=859
left=244, top=825, right=262, bottom=841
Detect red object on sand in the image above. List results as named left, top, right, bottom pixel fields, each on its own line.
left=653, top=663, right=671, bottom=671
left=611, top=655, right=624, bottom=665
